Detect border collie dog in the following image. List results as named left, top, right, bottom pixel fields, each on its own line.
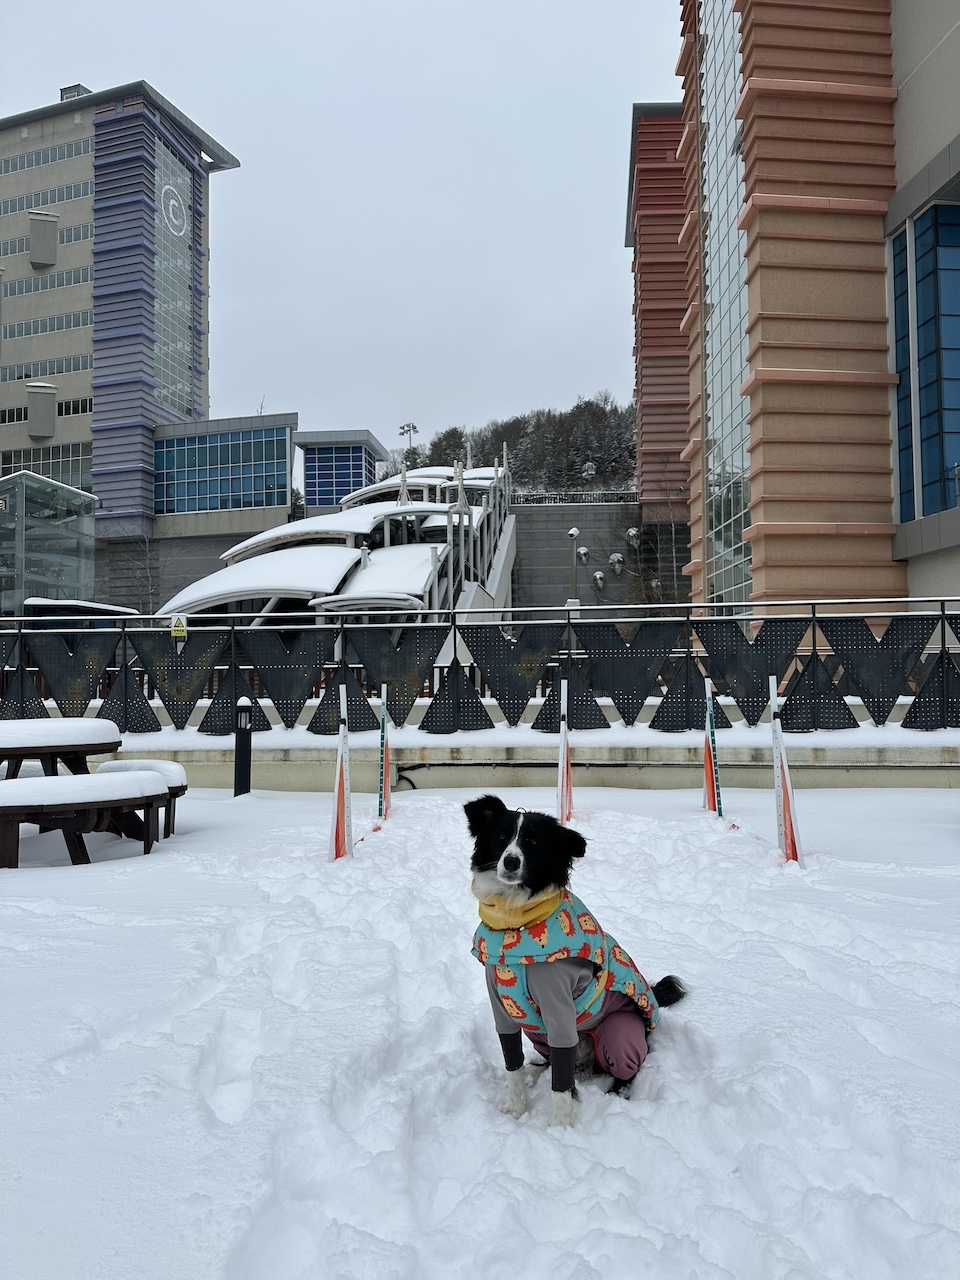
left=466, top=794, right=686, bottom=1128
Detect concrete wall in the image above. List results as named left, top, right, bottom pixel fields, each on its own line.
left=891, top=0, right=960, bottom=187
left=95, top=531, right=246, bottom=614
left=511, top=502, right=648, bottom=609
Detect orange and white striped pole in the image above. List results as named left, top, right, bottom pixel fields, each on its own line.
left=329, top=684, right=353, bottom=861
left=769, top=675, right=803, bottom=866
left=703, top=677, right=723, bottom=817
left=557, top=677, right=573, bottom=825
left=377, top=682, right=391, bottom=823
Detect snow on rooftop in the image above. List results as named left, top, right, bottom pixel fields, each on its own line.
left=311, top=543, right=445, bottom=606
left=420, top=507, right=487, bottom=530
left=22, top=597, right=140, bottom=615
left=4, top=786, right=957, bottom=1277
left=159, top=545, right=361, bottom=616
left=0, top=717, right=121, bottom=749
left=221, top=502, right=461, bottom=564
left=340, top=468, right=499, bottom=509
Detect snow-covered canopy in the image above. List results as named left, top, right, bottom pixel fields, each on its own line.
left=342, top=468, right=499, bottom=509
left=310, top=544, right=446, bottom=611
left=221, top=503, right=464, bottom=565
left=22, top=597, right=140, bottom=616
left=159, top=546, right=361, bottom=617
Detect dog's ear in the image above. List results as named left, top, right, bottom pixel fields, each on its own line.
left=558, top=825, right=587, bottom=859
left=464, top=794, right=508, bottom=836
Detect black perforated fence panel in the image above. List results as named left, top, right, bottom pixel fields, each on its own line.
left=574, top=620, right=686, bottom=725
left=24, top=632, right=119, bottom=719
left=460, top=623, right=564, bottom=726
left=817, top=617, right=936, bottom=726
left=0, top=611, right=955, bottom=734
left=239, top=629, right=336, bottom=728
left=347, top=626, right=448, bottom=727
left=693, top=619, right=809, bottom=725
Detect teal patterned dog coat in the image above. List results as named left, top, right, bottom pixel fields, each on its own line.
left=472, top=890, right=660, bottom=1038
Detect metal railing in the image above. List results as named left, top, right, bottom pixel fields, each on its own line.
left=0, top=597, right=957, bottom=735
left=511, top=491, right=638, bottom=505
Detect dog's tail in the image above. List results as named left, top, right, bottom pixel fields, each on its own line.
left=652, top=975, right=688, bottom=1007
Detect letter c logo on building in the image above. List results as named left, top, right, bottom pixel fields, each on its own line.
left=161, top=185, right=188, bottom=237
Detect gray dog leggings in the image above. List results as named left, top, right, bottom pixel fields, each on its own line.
left=523, top=992, right=649, bottom=1081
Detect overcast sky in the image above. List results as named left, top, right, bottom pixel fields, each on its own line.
left=2, top=1, right=681, bottom=451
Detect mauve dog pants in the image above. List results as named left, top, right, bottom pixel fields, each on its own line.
left=524, top=991, right=649, bottom=1081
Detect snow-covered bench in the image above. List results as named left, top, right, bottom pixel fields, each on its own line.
left=96, top=759, right=188, bottom=837
left=0, top=717, right=121, bottom=778
left=0, top=771, right=170, bottom=868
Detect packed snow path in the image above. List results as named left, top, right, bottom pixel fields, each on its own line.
left=2, top=787, right=958, bottom=1280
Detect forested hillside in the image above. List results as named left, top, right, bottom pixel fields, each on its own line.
left=387, top=393, right=636, bottom=491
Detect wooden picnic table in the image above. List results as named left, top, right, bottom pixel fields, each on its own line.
left=0, top=771, right=168, bottom=868
left=0, top=717, right=121, bottom=779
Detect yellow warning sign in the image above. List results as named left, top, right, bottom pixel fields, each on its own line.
left=170, top=616, right=188, bottom=640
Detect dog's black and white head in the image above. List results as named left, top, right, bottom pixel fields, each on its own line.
left=464, top=794, right=586, bottom=903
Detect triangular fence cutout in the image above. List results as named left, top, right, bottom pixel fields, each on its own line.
left=129, top=631, right=228, bottom=730
left=693, top=618, right=809, bottom=725
left=650, top=656, right=732, bottom=733
left=347, top=625, right=448, bottom=726
left=239, top=628, right=336, bottom=728
left=901, top=652, right=960, bottom=729
left=419, top=657, right=494, bottom=733
left=817, top=616, right=937, bottom=726
left=0, top=665, right=49, bottom=720
left=780, top=655, right=858, bottom=731
left=307, top=661, right=379, bottom=735
left=574, top=620, right=686, bottom=725
left=23, top=631, right=119, bottom=718
left=198, top=664, right=272, bottom=735
left=459, top=623, right=564, bottom=726
left=532, top=662, right=608, bottom=732
left=97, top=664, right=162, bottom=733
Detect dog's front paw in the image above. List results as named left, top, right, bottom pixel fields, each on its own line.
left=499, top=1068, right=529, bottom=1118
left=548, top=1088, right=580, bottom=1128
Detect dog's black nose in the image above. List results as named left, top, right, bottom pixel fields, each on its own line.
left=502, top=853, right=520, bottom=873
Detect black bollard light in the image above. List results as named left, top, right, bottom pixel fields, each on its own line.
left=234, top=695, right=252, bottom=796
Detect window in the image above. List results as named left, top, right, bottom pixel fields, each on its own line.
left=0, top=180, right=93, bottom=219
left=0, top=354, right=92, bottom=383
left=0, top=137, right=93, bottom=176
left=0, top=442, right=92, bottom=491
left=58, top=222, right=93, bottom=245
left=154, top=427, right=288, bottom=514
left=303, top=444, right=376, bottom=506
left=57, top=397, right=93, bottom=417
left=894, top=205, right=960, bottom=518
left=3, top=266, right=91, bottom=297
left=2, top=309, right=93, bottom=340
left=153, top=139, right=196, bottom=416
left=0, top=399, right=92, bottom=425
left=0, top=236, right=29, bottom=258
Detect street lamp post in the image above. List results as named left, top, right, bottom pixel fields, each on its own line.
left=567, top=526, right=580, bottom=608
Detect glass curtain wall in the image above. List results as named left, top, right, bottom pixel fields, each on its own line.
left=0, top=471, right=95, bottom=614
left=894, top=204, right=960, bottom=519
left=154, top=139, right=195, bottom=417
left=699, top=0, right=751, bottom=604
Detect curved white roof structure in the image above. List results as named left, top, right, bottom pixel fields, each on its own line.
left=160, top=546, right=361, bottom=617
left=341, top=467, right=500, bottom=510
left=221, top=502, right=465, bottom=565
left=157, top=459, right=515, bottom=621
left=310, top=545, right=448, bottom=613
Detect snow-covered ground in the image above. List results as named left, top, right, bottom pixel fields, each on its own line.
left=2, top=785, right=958, bottom=1280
